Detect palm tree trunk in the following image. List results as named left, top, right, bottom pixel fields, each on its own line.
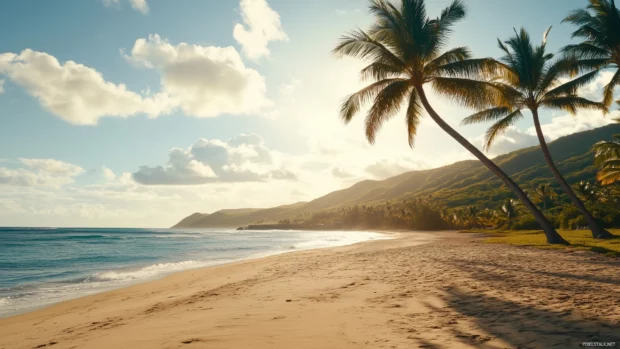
left=416, top=86, right=568, bottom=244
left=531, top=110, right=614, bottom=239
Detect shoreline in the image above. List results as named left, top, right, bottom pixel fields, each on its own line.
left=1, top=230, right=618, bottom=349
left=0, top=229, right=397, bottom=319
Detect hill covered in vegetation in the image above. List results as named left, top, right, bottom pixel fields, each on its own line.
left=173, top=124, right=620, bottom=229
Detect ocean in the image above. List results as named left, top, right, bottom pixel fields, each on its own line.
left=0, top=227, right=386, bottom=318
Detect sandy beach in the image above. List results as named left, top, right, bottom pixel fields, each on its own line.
left=1, top=231, right=619, bottom=349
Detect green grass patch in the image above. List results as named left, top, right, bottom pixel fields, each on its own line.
left=460, top=229, right=620, bottom=258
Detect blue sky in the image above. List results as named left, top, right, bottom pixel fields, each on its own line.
left=0, top=0, right=617, bottom=227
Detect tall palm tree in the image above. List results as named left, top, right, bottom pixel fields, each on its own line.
left=534, top=183, right=558, bottom=210
left=562, top=0, right=620, bottom=109
left=460, top=28, right=613, bottom=239
left=332, top=0, right=568, bottom=244
left=501, top=199, right=519, bottom=229
left=593, top=134, right=620, bottom=185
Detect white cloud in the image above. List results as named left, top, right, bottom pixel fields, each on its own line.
left=472, top=109, right=619, bottom=157
left=578, top=71, right=616, bottom=101
left=102, top=166, right=117, bottom=181
left=129, top=0, right=149, bottom=14
left=19, top=158, right=85, bottom=176
left=0, top=79, right=5, bottom=93
left=102, top=0, right=120, bottom=7
left=0, top=158, right=84, bottom=188
left=102, top=0, right=149, bottom=14
left=0, top=50, right=175, bottom=125
left=126, top=34, right=274, bottom=118
left=233, top=0, right=288, bottom=60
left=472, top=126, right=540, bottom=157
left=531, top=109, right=618, bottom=141
left=133, top=134, right=297, bottom=185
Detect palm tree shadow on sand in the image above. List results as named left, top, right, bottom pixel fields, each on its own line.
left=409, top=255, right=620, bottom=348
left=417, top=287, right=619, bottom=348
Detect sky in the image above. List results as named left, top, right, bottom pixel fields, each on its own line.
left=0, top=0, right=618, bottom=227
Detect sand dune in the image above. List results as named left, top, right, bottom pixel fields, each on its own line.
left=1, top=232, right=618, bottom=349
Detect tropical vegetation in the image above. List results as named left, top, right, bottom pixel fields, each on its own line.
left=594, top=134, right=620, bottom=184
left=459, top=27, right=613, bottom=238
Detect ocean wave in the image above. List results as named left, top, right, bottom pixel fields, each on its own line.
left=87, top=260, right=205, bottom=282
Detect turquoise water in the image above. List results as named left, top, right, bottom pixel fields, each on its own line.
left=0, top=227, right=385, bottom=317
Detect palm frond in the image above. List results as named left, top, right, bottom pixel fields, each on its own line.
left=603, top=70, right=620, bottom=108
left=424, top=46, right=470, bottom=73
left=425, top=0, right=466, bottom=60
left=333, top=29, right=405, bottom=68
left=461, top=107, right=514, bottom=125
left=484, top=110, right=524, bottom=151
left=561, top=43, right=611, bottom=60
left=431, top=77, right=513, bottom=109
left=433, top=58, right=517, bottom=82
left=365, top=80, right=412, bottom=144
left=545, top=70, right=601, bottom=98
left=340, top=78, right=407, bottom=123
left=406, top=90, right=423, bottom=147
left=595, top=137, right=620, bottom=185
left=360, top=62, right=405, bottom=81
left=597, top=168, right=620, bottom=185
left=541, top=96, right=606, bottom=114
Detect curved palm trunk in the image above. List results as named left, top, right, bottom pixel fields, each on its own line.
left=416, top=86, right=568, bottom=244
left=532, top=110, right=614, bottom=239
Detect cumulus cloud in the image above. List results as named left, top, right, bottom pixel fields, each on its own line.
left=129, top=0, right=149, bottom=14
left=532, top=109, right=618, bottom=141
left=125, top=34, right=273, bottom=118
left=133, top=134, right=297, bottom=185
left=473, top=109, right=618, bottom=158
left=102, top=0, right=149, bottom=14
left=0, top=158, right=84, bottom=188
left=0, top=50, right=175, bottom=125
left=233, top=0, right=288, bottom=60
left=102, top=167, right=117, bottom=181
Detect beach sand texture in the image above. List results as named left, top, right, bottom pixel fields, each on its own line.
left=0, top=232, right=618, bottom=349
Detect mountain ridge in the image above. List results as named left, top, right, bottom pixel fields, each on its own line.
left=173, top=124, right=620, bottom=229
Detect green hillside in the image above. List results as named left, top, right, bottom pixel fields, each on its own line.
left=173, top=124, right=620, bottom=229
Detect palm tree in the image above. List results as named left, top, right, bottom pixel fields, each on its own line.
left=573, top=180, right=599, bottom=203
left=562, top=0, right=620, bottom=109
left=466, top=205, right=479, bottom=229
left=460, top=28, right=613, bottom=239
left=534, top=183, right=558, bottom=210
left=501, top=199, right=519, bottom=229
left=332, top=0, right=568, bottom=244
left=593, top=134, right=620, bottom=185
